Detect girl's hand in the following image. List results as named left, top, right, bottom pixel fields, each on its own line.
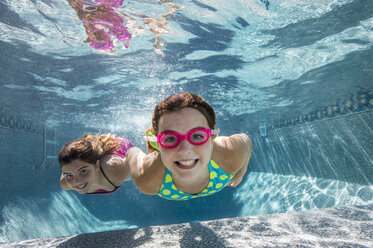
left=227, top=174, right=244, bottom=187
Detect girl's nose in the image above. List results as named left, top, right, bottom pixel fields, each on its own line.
left=177, top=139, right=193, bottom=154
left=72, top=175, right=82, bottom=184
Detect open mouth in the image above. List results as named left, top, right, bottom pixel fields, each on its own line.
left=75, top=182, right=88, bottom=190
left=175, top=159, right=198, bottom=169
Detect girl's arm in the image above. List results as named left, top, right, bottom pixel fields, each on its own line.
left=213, top=133, right=252, bottom=187
left=100, top=154, right=131, bottom=184
left=227, top=155, right=249, bottom=187
left=126, top=147, right=165, bottom=195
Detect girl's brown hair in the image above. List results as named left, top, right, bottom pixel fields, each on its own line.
left=58, top=134, right=121, bottom=166
left=145, top=92, right=216, bottom=152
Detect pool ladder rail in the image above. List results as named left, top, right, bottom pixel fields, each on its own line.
left=33, top=125, right=57, bottom=171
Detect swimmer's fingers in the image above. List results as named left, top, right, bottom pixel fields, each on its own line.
left=227, top=175, right=243, bottom=187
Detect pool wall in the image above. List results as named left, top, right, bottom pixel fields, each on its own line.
left=0, top=125, right=53, bottom=200
left=248, top=111, right=373, bottom=185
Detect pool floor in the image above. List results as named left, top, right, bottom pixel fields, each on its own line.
left=3, top=204, right=372, bottom=248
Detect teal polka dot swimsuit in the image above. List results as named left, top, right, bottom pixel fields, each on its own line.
left=157, top=160, right=234, bottom=200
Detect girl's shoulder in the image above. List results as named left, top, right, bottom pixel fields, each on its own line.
left=101, top=153, right=125, bottom=169
left=216, top=133, right=251, bottom=147
left=212, top=133, right=252, bottom=174
left=213, top=133, right=251, bottom=155
left=100, top=154, right=129, bottom=182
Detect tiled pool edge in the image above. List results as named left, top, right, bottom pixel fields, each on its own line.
left=3, top=204, right=372, bottom=248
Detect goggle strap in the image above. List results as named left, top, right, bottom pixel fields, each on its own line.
left=145, top=132, right=160, bottom=151
left=211, top=128, right=220, bottom=136
left=144, top=136, right=157, bottom=142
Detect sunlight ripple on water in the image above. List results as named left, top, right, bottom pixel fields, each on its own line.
left=234, top=172, right=373, bottom=217
left=0, top=191, right=137, bottom=243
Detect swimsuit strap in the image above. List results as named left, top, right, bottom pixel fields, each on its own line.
left=86, top=165, right=120, bottom=195
left=99, top=164, right=120, bottom=189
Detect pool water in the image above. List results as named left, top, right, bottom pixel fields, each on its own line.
left=1, top=0, right=373, bottom=243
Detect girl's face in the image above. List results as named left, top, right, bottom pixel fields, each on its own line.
left=157, top=107, right=214, bottom=181
left=61, top=159, right=99, bottom=194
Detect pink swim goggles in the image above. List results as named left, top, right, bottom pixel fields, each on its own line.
left=145, top=128, right=220, bottom=149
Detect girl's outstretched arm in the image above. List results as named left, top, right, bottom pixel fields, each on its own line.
left=227, top=134, right=252, bottom=187
left=213, top=133, right=252, bottom=187
left=126, top=147, right=165, bottom=195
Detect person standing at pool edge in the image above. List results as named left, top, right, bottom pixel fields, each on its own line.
left=127, top=92, right=252, bottom=200
left=59, top=134, right=133, bottom=195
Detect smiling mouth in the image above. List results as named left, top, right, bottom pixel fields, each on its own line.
left=75, top=182, right=88, bottom=190
left=175, top=159, right=198, bottom=169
